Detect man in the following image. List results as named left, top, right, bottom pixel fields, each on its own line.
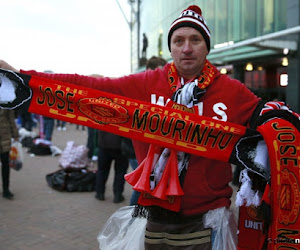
left=0, top=109, right=19, bottom=199
left=95, top=131, right=129, bottom=203
left=146, top=56, right=167, bottom=70
left=142, top=33, right=148, bottom=58
left=0, top=5, right=290, bottom=249
left=0, top=5, right=259, bottom=249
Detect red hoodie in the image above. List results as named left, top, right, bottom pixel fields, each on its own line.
left=21, top=63, right=260, bottom=215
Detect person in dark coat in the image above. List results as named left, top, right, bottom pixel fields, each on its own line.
left=0, top=109, right=19, bottom=199
left=95, top=131, right=129, bottom=203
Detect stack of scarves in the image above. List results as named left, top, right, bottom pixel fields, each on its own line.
left=234, top=102, right=300, bottom=249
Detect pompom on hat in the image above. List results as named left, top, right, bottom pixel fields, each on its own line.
left=168, top=5, right=211, bottom=52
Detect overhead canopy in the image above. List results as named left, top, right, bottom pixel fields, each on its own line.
left=208, top=26, right=300, bottom=65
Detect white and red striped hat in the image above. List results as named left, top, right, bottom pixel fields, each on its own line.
left=168, top=5, right=211, bottom=52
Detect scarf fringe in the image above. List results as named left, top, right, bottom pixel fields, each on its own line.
left=236, top=169, right=261, bottom=207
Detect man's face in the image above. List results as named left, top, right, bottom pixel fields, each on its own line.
left=170, top=27, right=208, bottom=80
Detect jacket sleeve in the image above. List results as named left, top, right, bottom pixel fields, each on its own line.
left=20, top=70, right=149, bottom=100
left=8, top=110, right=18, bottom=139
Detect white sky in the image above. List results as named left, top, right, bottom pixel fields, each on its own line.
left=0, top=0, right=131, bottom=77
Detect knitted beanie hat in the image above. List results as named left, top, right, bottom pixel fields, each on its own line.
left=168, top=5, right=211, bottom=52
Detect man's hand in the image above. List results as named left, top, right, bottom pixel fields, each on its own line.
left=0, top=60, right=19, bottom=73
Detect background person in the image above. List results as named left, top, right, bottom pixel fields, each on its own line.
left=56, top=120, right=67, bottom=131
left=0, top=109, right=19, bottom=199
left=146, top=56, right=167, bottom=70
left=142, top=33, right=148, bottom=59
left=43, top=116, right=55, bottom=141
left=95, top=131, right=129, bottom=203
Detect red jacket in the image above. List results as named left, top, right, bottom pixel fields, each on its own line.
left=22, top=63, right=260, bottom=215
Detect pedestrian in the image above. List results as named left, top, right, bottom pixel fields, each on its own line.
left=43, top=116, right=55, bottom=141
left=142, top=33, right=148, bottom=58
left=95, top=131, right=129, bottom=203
left=0, top=4, right=299, bottom=249
left=56, top=120, right=67, bottom=131
left=76, top=124, right=85, bottom=131
left=0, top=109, right=19, bottom=199
left=146, top=56, right=167, bottom=70
left=18, top=110, right=33, bottom=132
left=86, top=127, right=98, bottom=161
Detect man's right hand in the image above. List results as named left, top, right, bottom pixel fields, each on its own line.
left=0, top=60, right=20, bottom=73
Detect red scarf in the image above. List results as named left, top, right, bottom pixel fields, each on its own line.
left=1, top=67, right=244, bottom=163
left=168, top=60, right=215, bottom=92
left=258, top=118, right=300, bottom=249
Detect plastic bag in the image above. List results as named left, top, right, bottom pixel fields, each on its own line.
left=9, top=140, right=23, bottom=171
left=59, top=141, right=89, bottom=169
left=98, top=206, right=146, bottom=250
left=204, top=207, right=238, bottom=250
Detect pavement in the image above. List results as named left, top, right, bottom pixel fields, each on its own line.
left=0, top=123, right=239, bottom=250
left=0, top=123, right=132, bottom=250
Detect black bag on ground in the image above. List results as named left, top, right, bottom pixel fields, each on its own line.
left=46, top=168, right=96, bottom=192
left=28, top=143, right=52, bottom=155
left=46, top=169, right=67, bottom=191
left=21, top=136, right=35, bottom=148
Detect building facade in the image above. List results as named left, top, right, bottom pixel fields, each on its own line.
left=129, top=0, right=300, bottom=113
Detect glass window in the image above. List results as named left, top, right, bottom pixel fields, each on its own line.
left=262, top=0, right=274, bottom=34
left=275, top=0, right=286, bottom=31
left=133, top=0, right=288, bottom=72
left=215, top=0, right=229, bottom=44
left=241, top=0, right=257, bottom=40
left=231, top=0, right=241, bottom=42
left=204, top=0, right=216, bottom=46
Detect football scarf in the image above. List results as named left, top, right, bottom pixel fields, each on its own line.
left=0, top=67, right=244, bottom=162
left=258, top=118, right=300, bottom=249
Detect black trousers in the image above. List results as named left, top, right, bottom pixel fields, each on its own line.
left=96, top=148, right=128, bottom=196
left=1, top=152, right=10, bottom=192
